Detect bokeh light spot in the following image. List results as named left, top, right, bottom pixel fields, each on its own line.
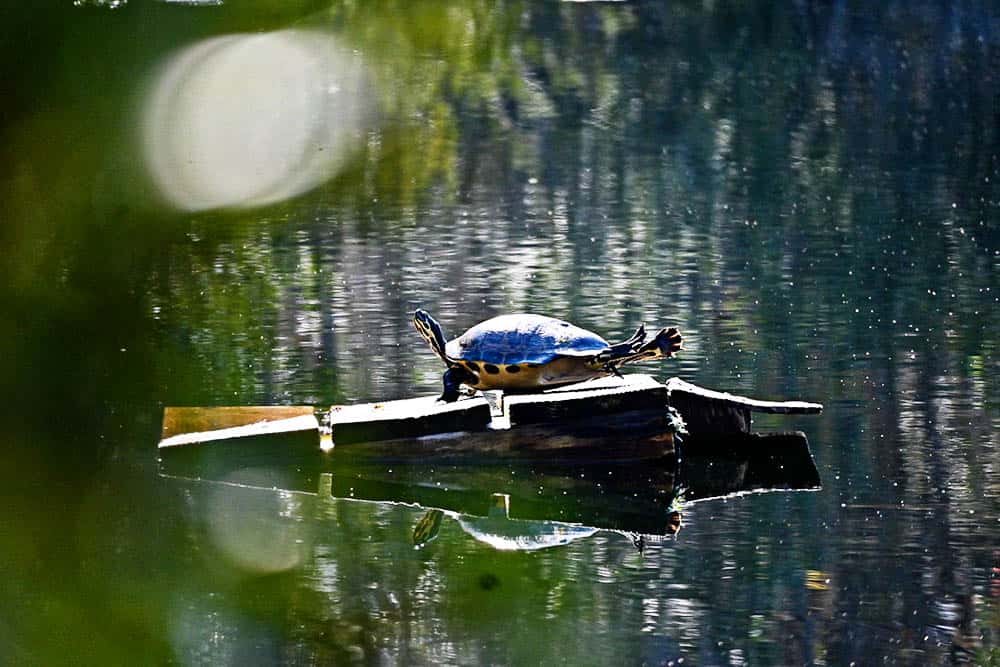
left=142, top=30, right=371, bottom=211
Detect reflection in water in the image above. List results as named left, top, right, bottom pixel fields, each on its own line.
left=162, top=430, right=820, bottom=550
left=454, top=494, right=600, bottom=551
left=160, top=433, right=821, bottom=663
left=203, top=467, right=313, bottom=574
left=415, top=501, right=601, bottom=553
left=140, top=13, right=997, bottom=660
left=142, top=30, right=371, bottom=211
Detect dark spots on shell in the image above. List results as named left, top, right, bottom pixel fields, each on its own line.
left=506, top=364, right=521, bottom=373
left=483, top=363, right=501, bottom=375
left=465, top=361, right=480, bottom=371
left=526, top=363, right=540, bottom=368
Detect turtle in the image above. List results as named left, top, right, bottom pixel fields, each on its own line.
left=411, top=494, right=598, bottom=552
left=413, top=309, right=683, bottom=402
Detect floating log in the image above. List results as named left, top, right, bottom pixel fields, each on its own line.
left=324, top=374, right=669, bottom=443
left=157, top=375, right=822, bottom=462
left=323, top=375, right=677, bottom=462
left=664, top=377, right=822, bottom=434
left=326, top=394, right=492, bottom=445
left=336, top=411, right=676, bottom=463
left=158, top=406, right=322, bottom=471
left=159, top=406, right=319, bottom=448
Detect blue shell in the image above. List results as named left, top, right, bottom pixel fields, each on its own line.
left=444, top=314, right=610, bottom=366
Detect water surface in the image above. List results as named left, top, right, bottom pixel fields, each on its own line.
left=1, top=2, right=997, bottom=664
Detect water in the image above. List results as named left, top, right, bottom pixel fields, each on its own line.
left=2, top=2, right=998, bottom=664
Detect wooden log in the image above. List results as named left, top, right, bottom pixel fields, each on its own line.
left=157, top=376, right=824, bottom=460
left=504, top=374, right=669, bottom=426
left=323, top=374, right=667, bottom=444
left=337, top=410, right=675, bottom=463
left=326, top=394, right=491, bottom=445
left=665, top=377, right=822, bottom=435
left=159, top=406, right=319, bottom=448
left=320, top=375, right=677, bottom=462
left=158, top=407, right=322, bottom=475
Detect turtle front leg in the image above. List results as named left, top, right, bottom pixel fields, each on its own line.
left=439, top=366, right=476, bottom=402
left=439, top=368, right=462, bottom=402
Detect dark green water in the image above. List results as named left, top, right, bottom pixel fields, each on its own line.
left=2, top=2, right=998, bottom=664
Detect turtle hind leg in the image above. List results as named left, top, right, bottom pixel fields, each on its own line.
left=596, top=326, right=683, bottom=371
left=621, top=324, right=647, bottom=348
left=622, top=326, right=682, bottom=363
left=642, top=326, right=683, bottom=359
left=602, top=324, right=648, bottom=360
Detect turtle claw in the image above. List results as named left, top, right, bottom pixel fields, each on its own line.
left=603, top=363, right=624, bottom=378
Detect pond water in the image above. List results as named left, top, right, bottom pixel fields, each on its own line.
left=2, top=2, right=998, bottom=665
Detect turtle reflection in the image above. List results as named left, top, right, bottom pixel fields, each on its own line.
left=413, top=493, right=602, bottom=551
left=413, top=492, right=684, bottom=552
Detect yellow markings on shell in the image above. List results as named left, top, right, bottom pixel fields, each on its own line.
left=469, top=357, right=605, bottom=390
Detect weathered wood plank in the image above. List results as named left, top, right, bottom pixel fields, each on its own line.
left=159, top=406, right=318, bottom=448
left=666, top=378, right=823, bottom=414
left=325, top=375, right=667, bottom=444
left=157, top=376, right=824, bottom=457
left=337, top=409, right=675, bottom=463
left=327, top=394, right=491, bottom=445
left=505, top=374, right=669, bottom=426
left=665, top=377, right=822, bottom=435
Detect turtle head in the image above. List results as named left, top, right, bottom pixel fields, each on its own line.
left=413, top=309, right=449, bottom=362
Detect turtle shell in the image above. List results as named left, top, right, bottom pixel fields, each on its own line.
left=444, top=314, right=610, bottom=366
left=456, top=516, right=599, bottom=551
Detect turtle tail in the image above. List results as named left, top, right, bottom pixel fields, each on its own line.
left=596, top=326, right=683, bottom=370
